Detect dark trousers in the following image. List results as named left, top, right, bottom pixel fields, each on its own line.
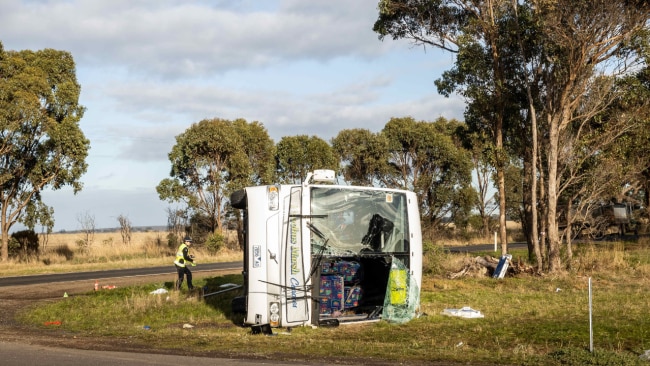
left=175, top=265, right=193, bottom=290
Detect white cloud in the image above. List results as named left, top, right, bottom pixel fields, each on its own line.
left=3, top=0, right=396, bottom=78
left=1, top=0, right=465, bottom=231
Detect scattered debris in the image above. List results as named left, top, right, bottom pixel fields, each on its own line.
left=202, top=284, right=243, bottom=299
left=441, top=307, right=485, bottom=318
left=448, top=256, right=494, bottom=279
left=640, top=350, right=650, bottom=361
left=63, top=292, right=68, bottom=298
left=143, top=325, right=151, bottom=331
left=448, top=255, right=536, bottom=279
left=44, top=321, right=61, bottom=326
left=493, top=254, right=512, bottom=279
left=182, top=323, right=194, bottom=329
left=150, top=288, right=169, bottom=295
left=101, top=285, right=117, bottom=290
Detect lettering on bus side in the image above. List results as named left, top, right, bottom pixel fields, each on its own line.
left=291, top=246, right=300, bottom=274
left=289, top=219, right=301, bottom=308
left=290, top=277, right=299, bottom=308
left=290, top=218, right=298, bottom=245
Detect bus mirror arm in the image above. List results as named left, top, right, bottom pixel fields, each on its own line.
left=267, top=249, right=278, bottom=264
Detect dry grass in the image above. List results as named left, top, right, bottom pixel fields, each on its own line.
left=1, top=230, right=243, bottom=277
left=428, top=221, right=524, bottom=247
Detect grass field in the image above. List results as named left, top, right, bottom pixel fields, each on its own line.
left=11, top=232, right=650, bottom=365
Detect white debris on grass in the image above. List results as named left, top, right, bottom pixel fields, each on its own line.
left=441, top=306, right=485, bottom=318
left=150, top=288, right=169, bottom=295
left=640, top=350, right=650, bottom=361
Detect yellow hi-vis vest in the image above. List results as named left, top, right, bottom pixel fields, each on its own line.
left=174, top=243, right=189, bottom=267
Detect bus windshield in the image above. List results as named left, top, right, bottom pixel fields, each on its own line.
left=309, top=187, right=410, bottom=256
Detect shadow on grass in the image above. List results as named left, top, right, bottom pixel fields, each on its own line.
left=199, top=274, right=245, bottom=326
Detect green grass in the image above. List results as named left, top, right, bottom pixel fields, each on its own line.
left=17, top=244, right=650, bottom=365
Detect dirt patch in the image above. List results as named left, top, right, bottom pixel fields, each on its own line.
left=0, top=273, right=208, bottom=353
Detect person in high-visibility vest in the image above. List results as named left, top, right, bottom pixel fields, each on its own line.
left=174, top=236, right=196, bottom=290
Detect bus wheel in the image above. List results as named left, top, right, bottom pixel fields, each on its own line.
left=230, top=189, right=247, bottom=209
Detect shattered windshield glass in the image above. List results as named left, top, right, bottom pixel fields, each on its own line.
left=309, top=187, right=410, bottom=256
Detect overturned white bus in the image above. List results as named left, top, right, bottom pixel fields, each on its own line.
left=230, top=170, right=422, bottom=328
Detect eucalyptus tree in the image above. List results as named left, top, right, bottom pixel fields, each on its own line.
left=375, top=0, right=650, bottom=272
left=380, top=117, right=475, bottom=235
left=615, top=68, right=650, bottom=216
left=275, top=135, right=338, bottom=184
left=0, top=44, right=89, bottom=261
left=331, top=128, right=389, bottom=186
left=232, top=119, right=275, bottom=186
left=568, top=68, right=650, bottom=227
left=375, top=0, right=514, bottom=254
left=156, top=118, right=272, bottom=234
left=530, top=1, right=649, bottom=271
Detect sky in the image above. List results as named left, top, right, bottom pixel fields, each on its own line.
left=1, top=0, right=465, bottom=231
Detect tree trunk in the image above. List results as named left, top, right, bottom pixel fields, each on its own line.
left=529, top=104, right=541, bottom=272
left=1, top=203, right=9, bottom=261
left=537, top=152, right=547, bottom=270
left=1, top=231, right=7, bottom=262
left=498, top=161, right=508, bottom=255
left=511, top=0, right=541, bottom=271
left=566, top=200, right=574, bottom=270
left=522, top=145, right=535, bottom=261
left=482, top=215, right=490, bottom=239
left=547, top=117, right=562, bottom=272
left=484, top=0, right=508, bottom=256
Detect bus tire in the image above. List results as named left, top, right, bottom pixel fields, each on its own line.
left=230, top=189, right=247, bottom=209
left=232, top=296, right=246, bottom=314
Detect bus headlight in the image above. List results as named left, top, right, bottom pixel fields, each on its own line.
left=267, top=185, right=279, bottom=211
left=269, top=302, right=280, bottom=327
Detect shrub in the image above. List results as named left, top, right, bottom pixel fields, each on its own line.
left=205, top=232, right=224, bottom=254
left=167, top=233, right=180, bottom=250
left=10, top=230, right=39, bottom=259
left=422, top=241, right=453, bottom=276
left=75, top=239, right=89, bottom=253
left=53, top=244, right=74, bottom=261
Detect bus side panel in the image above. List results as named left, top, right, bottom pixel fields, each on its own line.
left=243, top=187, right=278, bottom=325
left=406, top=191, right=423, bottom=292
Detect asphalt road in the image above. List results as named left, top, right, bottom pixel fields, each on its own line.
left=0, top=342, right=306, bottom=366
left=0, top=261, right=242, bottom=287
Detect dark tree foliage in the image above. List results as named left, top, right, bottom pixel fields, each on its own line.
left=0, top=43, right=89, bottom=261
